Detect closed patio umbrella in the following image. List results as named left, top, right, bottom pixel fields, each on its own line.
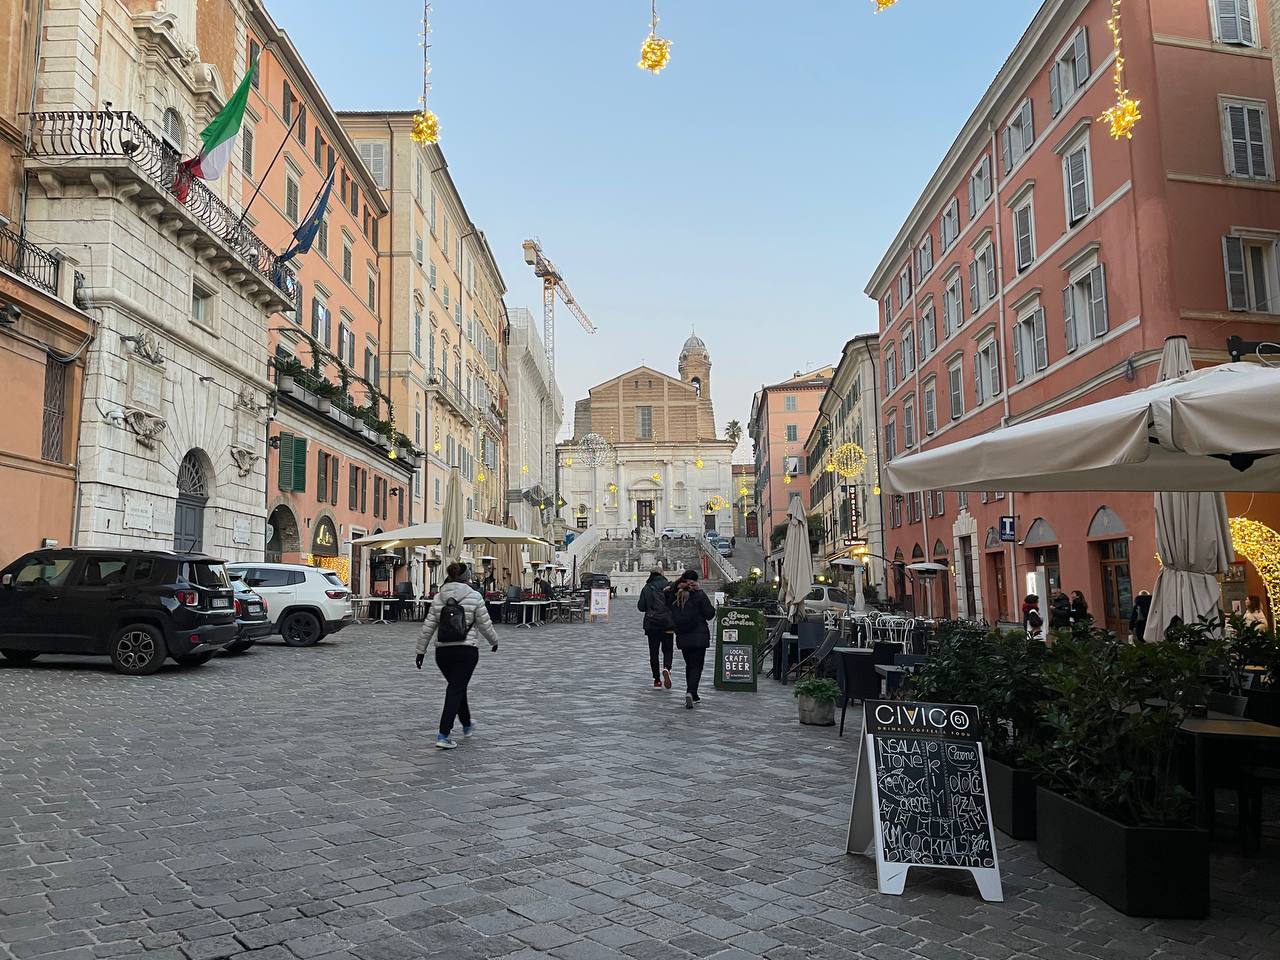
left=777, top=495, right=815, bottom=625
left=1144, top=338, right=1234, bottom=641
left=440, top=468, right=465, bottom=574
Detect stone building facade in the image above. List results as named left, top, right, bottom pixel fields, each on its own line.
left=505, top=307, right=563, bottom=539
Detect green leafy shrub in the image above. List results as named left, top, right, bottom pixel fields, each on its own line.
left=794, top=677, right=841, bottom=703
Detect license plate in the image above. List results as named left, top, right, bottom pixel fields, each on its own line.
left=246, top=603, right=261, bottom=613
left=211, top=598, right=231, bottom=608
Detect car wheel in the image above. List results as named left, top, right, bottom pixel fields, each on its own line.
left=110, top=624, right=166, bottom=676
left=223, top=640, right=255, bottom=655
left=176, top=651, right=214, bottom=667
left=281, top=611, right=322, bottom=647
left=0, top=649, right=40, bottom=666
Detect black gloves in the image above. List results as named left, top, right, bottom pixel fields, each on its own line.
left=415, top=653, right=424, bottom=669
left=490, top=643, right=499, bottom=653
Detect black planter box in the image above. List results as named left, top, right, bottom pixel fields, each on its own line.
left=1036, top=787, right=1209, bottom=918
left=985, top=756, right=1038, bottom=840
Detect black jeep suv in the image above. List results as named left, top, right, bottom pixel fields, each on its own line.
left=0, top=548, right=237, bottom=675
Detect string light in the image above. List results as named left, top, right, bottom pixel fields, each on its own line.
left=650, top=471, right=661, bottom=483
left=638, top=0, right=672, bottom=74
left=830, top=442, right=869, bottom=479
left=706, top=495, right=730, bottom=512
left=873, top=0, right=898, bottom=10
left=738, top=486, right=749, bottom=498
left=410, top=2, right=440, bottom=143
left=1229, top=517, right=1280, bottom=624
left=1099, top=0, right=1141, bottom=139
left=783, top=475, right=793, bottom=485
left=694, top=457, right=704, bottom=469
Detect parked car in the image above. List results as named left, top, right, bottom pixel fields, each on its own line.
left=659, top=527, right=691, bottom=540
left=802, top=584, right=851, bottom=615
left=0, top=548, right=236, bottom=675
left=225, top=575, right=272, bottom=654
left=226, top=563, right=353, bottom=646
left=716, top=542, right=734, bottom=558
left=579, top=572, right=612, bottom=592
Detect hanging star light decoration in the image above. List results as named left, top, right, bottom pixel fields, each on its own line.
left=694, top=457, right=704, bottom=470
left=608, top=482, right=618, bottom=494
left=650, top=471, right=662, bottom=483
left=783, top=475, right=794, bottom=485
left=830, top=442, right=869, bottom=480
left=739, top=485, right=749, bottom=498
left=410, top=1, right=440, bottom=143
left=873, top=0, right=898, bottom=11
left=637, top=0, right=672, bottom=74
left=1099, top=0, right=1141, bottom=139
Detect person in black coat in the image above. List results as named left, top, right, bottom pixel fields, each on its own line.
left=1049, top=592, right=1071, bottom=631
left=1070, top=590, right=1089, bottom=624
left=637, top=568, right=673, bottom=689
left=1129, top=590, right=1152, bottom=643
left=665, top=569, right=716, bottom=709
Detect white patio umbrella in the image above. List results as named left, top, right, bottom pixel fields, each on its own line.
left=1144, top=338, right=1234, bottom=641
left=440, top=467, right=465, bottom=573
left=883, top=361, right=1280, bottom=494
left=352, top=521, right=549, bottom=549
left=777, top=495, right=815, bottom=625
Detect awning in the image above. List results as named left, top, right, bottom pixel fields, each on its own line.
left=353, top=521, right=551, bottom=550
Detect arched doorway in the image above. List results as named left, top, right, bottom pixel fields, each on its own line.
left=1088, top=506, right=1132, bottom=634
left=174, top=450, right=210, bottom=552
left=265, top=504, right=301, bottom=563
left=933, top=539, right=952, bottom=620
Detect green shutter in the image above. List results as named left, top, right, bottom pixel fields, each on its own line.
left=293, top=436, right=308, bottom=492
left=278, top=433, right=294, bottom=492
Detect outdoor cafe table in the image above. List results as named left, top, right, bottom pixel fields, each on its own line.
left=1179, top=716, right=1280, bottom=829
left=512, top=600, right=551, bottom=628
left=354, top=597, right=397, bottom=624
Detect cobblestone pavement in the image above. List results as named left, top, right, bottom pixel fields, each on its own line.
left=2, top=607, right=1278, bottom=960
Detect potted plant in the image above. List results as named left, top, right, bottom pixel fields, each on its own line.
left=1212, top=613, right=1279, bottom=715
left=309, top=378, right=342, bottom=415
left=911, top=621, right=1047, bottom=840
left=1027, top=625, right=1215, bottom=918
left=794, top=677, right=840, bottom=726
left=272, top=355, right=307, bottom=396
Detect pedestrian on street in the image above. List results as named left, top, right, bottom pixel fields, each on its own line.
left=637, top=567, right=674, bottom=690
left=1070, top=590, right=1089, bottom=624
left=415, top=561, right=499, bottom=750
left=1130, top=590, right=1152, bottom=643
left=1022, top=594, right=1043, bottom=638
left=1243, top=594, right=1269, bottom=631
left=666, top=569, right=715, bottom=709
left=1049, top=592, right=1071, bottom=631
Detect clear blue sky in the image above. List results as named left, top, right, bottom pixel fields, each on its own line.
left=270, top=0, right=1038, bottom=454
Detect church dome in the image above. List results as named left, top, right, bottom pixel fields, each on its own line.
left=680, top=333, right=708, bottom=360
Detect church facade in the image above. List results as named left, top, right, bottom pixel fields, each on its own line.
left=559, top=336, right=735, bottom=537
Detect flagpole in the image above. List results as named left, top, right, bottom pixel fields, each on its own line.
left=235, top=108, right=302, bottom=231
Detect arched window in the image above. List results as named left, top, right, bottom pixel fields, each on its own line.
left=691, top=376, right=702, bottom=398
left=1088, top=506, right=1127, bottom=538
left=177, top=451, right=209, bottom=499
left=174, top=450, right=209, bottom=553
left=162, top=108, right=185, bottom=151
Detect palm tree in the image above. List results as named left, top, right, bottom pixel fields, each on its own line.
left=726, top=419, right=744, bottom=447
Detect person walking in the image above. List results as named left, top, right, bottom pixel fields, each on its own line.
left=666, top=569, right=715, bottom=709
left=1129, top=590, right=1152, bottom=643
left=637, top=568, right=674, bottom=689
left=1049, top=592, right=1071, bottom=631
left=1022, top=594, right=1043, bottom=638
left=1070, top=590, right=1089, bottom=624
left=415, top=561, right=499, bottom=750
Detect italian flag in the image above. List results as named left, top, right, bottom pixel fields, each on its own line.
left=175, top=60, right=256, bottom=201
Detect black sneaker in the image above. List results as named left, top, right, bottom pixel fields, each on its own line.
left=691, top=694, right=701, bottom=703
left=652, top=679, right=662, bottom=689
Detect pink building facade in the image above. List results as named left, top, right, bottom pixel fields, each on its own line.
left=867, top=0, right=1280, bottom=633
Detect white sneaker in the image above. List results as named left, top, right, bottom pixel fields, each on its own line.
left=436, top=735, right=458, bottom=750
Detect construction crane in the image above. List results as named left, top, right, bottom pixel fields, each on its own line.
left=522, top=239, right=596, bottom=375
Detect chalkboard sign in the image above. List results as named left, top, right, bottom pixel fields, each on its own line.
left=713, top=607, right=763, bottom=692
left=846, top=700, right=1003, bottom=902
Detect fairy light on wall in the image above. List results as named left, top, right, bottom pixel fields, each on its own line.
left=830, top=442, right=869, bottom=480
left=638, top=0, right=672, bottom=74
left=1099, top=0, right=1141, bottom=139
left=410, top=1, right=440, bottom=143
left=1229, top=517, right=1280, bottom=624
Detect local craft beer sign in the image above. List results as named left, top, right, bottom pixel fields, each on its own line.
left=846, top=700, right=1003, bottom=902
left=713, top=607, right=762, bottom=691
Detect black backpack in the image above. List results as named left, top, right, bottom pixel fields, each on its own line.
left=439, top=597, right=472, bottom=644
left=643, top=585, right=675, bottom=632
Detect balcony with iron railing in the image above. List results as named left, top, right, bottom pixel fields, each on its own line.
left=427, top=372, right=479, bottom=425
left=24, top=110, right=292, bottom=310
left=0, top=222, right=60, bottom=296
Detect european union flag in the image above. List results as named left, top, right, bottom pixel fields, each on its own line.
left=278, top=172, right=334, bottom=265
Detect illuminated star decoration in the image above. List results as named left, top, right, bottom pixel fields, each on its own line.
left=873, top=0, right=898, bottom=11
left=638, top=0, right=672, bottom=74
left=694, top=457, right=704, bottom=470
left=410, top=1, right=440, bottom=143
left=1099, top=0, right=1141, bottom=139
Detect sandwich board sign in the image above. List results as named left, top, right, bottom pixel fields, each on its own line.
left=713, top=607, right=762, bottom=692
left=589, top=588, right=611, bottom=621
left=846, top=700, right=1003, bottom=902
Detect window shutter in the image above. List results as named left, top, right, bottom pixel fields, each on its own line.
left=317, top=449, right=327, bottom=503
left=1021, top=99, right=1034, bottom=151
left=349, top=465, right=358, bottom=510
left=968, top=260, right=979, bottom=313
left=1217, top=0, right=1241, bottom=42
left=1050, top=63, right=1063, bottom=116
left=1017, top=208, right=1033, bottom=268
left=990, top=346, right=1001, bottom=395
left=1227, top=104, right=1250, bottom=175
left=1063, top=282, right=1078, bottom=353
left=1089, top=264, right=1108, bottom=336
left=1223, top=236, right=1249, bottom=310
left=981, top=157, right=991, bottom=199
left=973, top=352, right=984, bottom=405
left=1002, top=127, right=1013, bottom=173
left=1012, top=324, right=1025, bottom=382
left=292, top=437, right=308, bottom=492
left=1247, top=106, right=1267, bottom=177
left=278, top=433, right=294, bottom=492
left=1240, top=0, right=1255, bottom=43
left=242, top=126, right=254, bottom=177
left=984, top=249, right=997, bottom=301
left=331, top=458, right=338, bottom=504
left=1067, top=149, right=1089, bottom=222
left=361, top=470, right=367, bottom=512
left=967, top=176, right=976, bottom=218
left=1033, top=309, right=1048, bottom=370
left=1073, top=27, right=1089, bottom=86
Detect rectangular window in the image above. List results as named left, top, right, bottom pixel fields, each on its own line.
left=920, top=304, right=937, bottom=356
left=898, top=265, right=912, bottom=305
left=636, top=405, right=654, bottom=439
left=948, top=359, right=964, bottom=420
left=884, top=344, right=898, bottom=392
left=285, top=172, right=300, bottom=224
left=967, top=156, right=992, bottom=218
left=922, top=378, right=937, bottom=435
left=1002, top=98, right=1035, bottom=172
left=902, top=325, right=916, bottom=375
left=242, top=124, right=254, bottom=178
left=296, top=104, right=306, bottom=145
left=916, top=235, right=934, bottom=278
left=358, top=141, right=388, bottom=189
left=885, top=416, right=897, bottom=461
left=311, top=297, right=330, bottom=347
left=1050, top=26, right=1090, bottom=117
left=443, top=283, right=450, bottom=309
left=41, top=356, right=66, bottom=462
left=903, top=395, right=916, bottom=449
left=342, top=241, right=352, bottom=283
left=1012, top=308, right=1049, bottom=382
left=415, top=234, right=424, bottom=265
left=349, top=185, right=359, bottom=217
left=1064, top=263, right=1108, bottom=351
left=413, top=311, right=423, bottom=357
left=784, top=395, right=797, bottom=412
left=191, top=281, right=213, bottom=326
left=318, top=217, right=328, bottom=257
left=883, top=293, right=893, bottom=324
left=429, top=263, right=438, bottom=290
left=313, top=130, right=323, bottom=168
left=1213, top=0, right=1257, bottom=45
left=1223, top=99, right=1271, bottom=179
left=282, top=81, right=293, bottom=124
left=1064, top=139, right=1092, bottom=225
left=317, top=449, right=328, bottom=504
left=349, top=465, right=359, bottom=510
left=1223, top=235, right=1280, bottom=312
left=939, top=199, right=960, bottom=251
left=367, top=273, right=376, bottom=311
left=1013, top=200, right=1035, bottom=271
left=276, top=433, right=308, bottom=493
left=434, top=477, right=441, bottom=504
left=785, top=424, right=799, bottom=442
left=943, top=278, right=963, bottom=336
left=974, top=339, right=1001, bottom=405
left=249, top=39, right=261, bottom=85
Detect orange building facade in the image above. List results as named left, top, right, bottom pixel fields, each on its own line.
left=244, top=3, right=415, bottom=594
left=868, top=0, right=1280, bottom=630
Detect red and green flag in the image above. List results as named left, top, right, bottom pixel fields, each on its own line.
left=175, top=59, right=256, bottom=201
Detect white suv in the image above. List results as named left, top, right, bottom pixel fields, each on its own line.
left=226, top=563, right=353, bottom=646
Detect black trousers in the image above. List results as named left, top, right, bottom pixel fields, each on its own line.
left=435, top=644, right=479, bottom=736
left=646, top=630, right=674, bottom=679
left=682, top=645, right=707, bottom=696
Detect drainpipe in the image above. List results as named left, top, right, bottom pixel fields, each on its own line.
left=862, top=336, right=888, bottom=598
left=989, top=120, right=1016, bottom=623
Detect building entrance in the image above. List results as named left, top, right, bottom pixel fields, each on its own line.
left=637, top=500, right=655, bottom=531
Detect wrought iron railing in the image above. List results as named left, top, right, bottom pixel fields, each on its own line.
left=429, top=373, right=480, bottom=423
left=26, top=110, right=288, bottom=294
left=0, top=222, right=59, bottom=295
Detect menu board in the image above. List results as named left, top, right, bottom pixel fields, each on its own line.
left=589, top=588, right=611, bottom=620
left=846, top=700, right=1003, bottom=902
left=713, top=608, right=763, bottom=691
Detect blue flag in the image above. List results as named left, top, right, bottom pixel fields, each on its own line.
left=279, top=172, right=334, bottom=265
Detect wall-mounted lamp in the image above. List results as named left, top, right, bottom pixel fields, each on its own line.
left=268, top=437, right=281, bottom=449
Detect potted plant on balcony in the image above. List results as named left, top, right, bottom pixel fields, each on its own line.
left=309, top=378, right=342, bottom=415
left=328, top=393, right=357, bottom=431
left=1027, top=624, right=1215, bottom=918
left=794, top=677, right=839, bottom=726
left=910, top=621, right=1047, bottom=840
left=272, top=356, right=307, bottom=396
